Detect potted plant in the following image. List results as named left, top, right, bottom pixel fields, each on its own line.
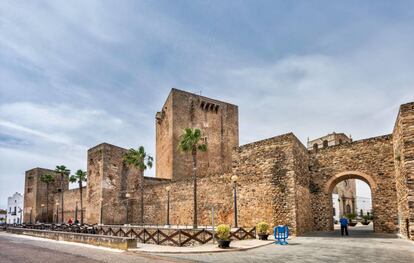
left=256, top=222, right=270, bottom=240
left=346, top=213, right=357, bottom=226
left=216, top=224, right=231, bottom=248
left=361, top=215, right=371, bottom=225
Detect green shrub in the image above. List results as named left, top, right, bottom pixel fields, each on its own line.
left=362, top=215, right=373, bottom=221
left=346, top=213, right=357, bottom=220
left=256, top=222, right=269, bottom=234
left=216, top=224, right=231, bottom=241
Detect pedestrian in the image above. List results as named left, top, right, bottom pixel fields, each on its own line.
left=339, top=216, right=349, bottom=236
left=68, top=218, right=73, bottom=225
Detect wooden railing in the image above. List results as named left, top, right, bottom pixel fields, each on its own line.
left=10, top=224, right=256, bottom=247
left=96, top=225, right=256, bottom=246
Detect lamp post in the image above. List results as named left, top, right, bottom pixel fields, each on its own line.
left=55, top=202, right=59, bottom=224
left=75, top=201, right=78, bottom=224
left=29, top=208, right=33, bottom=224
left=18, top=207, right=22, bottom=224
left=165, top=186, right=171, bottom=226
left=41, top=204, right=45, bottom=223
left=231, top=175, right=238, bottom=228
left=125, top=193, right=131, bottom=225
left=99, top=198, right=104, bottom=225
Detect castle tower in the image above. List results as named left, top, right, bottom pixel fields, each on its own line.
left=23, top=168, right=67, bottom=223
left=156, top=88, right=239, bottom=180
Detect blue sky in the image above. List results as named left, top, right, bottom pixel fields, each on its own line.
left=1, top=1, right=413, bottom=208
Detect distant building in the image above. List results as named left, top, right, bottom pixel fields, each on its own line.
left=0, top=209, right=6, bottom=224
left=307, top=132, right=352, bottom=150
left=7, top=192, right=23, bottom=224
left=332, top=193, right=340, bottom=222
left=356, top=196, right=372, bottom=216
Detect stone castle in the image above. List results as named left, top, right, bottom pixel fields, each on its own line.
left=23, top=88, right=414, bottom=240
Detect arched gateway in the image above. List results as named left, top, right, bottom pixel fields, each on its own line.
left=324, top=171, right=376, bottom=231
left=309, top=136, right=399, bottom=234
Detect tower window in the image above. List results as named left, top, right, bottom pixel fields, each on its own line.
left=323, top=140, right=328, bottom=148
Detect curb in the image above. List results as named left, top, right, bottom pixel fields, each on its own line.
left=129, top=240, right=274, bottom=254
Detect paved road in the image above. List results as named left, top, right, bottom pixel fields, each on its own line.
left=1, top=226, right=413, bottom=263
left=164, top=225, right=414, bottom=263
left=0, top=232, right=185, bottom=263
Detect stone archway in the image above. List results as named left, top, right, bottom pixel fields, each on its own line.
left=324, top=171, right=376, bottom=232
left=324, top=171, right=377, bottom=194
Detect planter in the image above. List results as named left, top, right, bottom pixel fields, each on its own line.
left=361, top=221, right=371, bottom=225
left=349, top=222, right=357, bottom=227
left=217, top=239, right=231, bottom=248
left=258, top=233, right=269, bottom=240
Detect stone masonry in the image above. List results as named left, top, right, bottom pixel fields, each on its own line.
left=23, top=89, right=414, bottom=241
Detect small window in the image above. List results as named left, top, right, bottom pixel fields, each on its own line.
left=339, top=139, right=343, bottom=145
left=313, top=143, right=318, bottom=151
left=27, top=188, right=32, bottom=193
left=323, top=140, right=328, bottom=148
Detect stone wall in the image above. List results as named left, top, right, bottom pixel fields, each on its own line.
left=53, top=187, right=86, bottom=223
left=291, top=136, right=312, bottom=235
left=393, top=102, right=414, bottom=240
left=7, top=227, right=137, bottom=250
left=309, top=135, right=398, bottom=233
left=142, top=133, right=309, bottom=235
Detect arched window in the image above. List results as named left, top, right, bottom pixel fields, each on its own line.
left=339, top=139, right=343, bottom=145
left=313, top=143, right=318, bottom=151
left=323, top=140, right=328, bottom=148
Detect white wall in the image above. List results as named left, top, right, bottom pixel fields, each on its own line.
left=7, top=192, right=23, bottom=224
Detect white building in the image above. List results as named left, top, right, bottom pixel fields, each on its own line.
left=356, top=196, right=372, bottom=216
left=332, top=193, right=340, bottom=222
left=7, top=192, right=23, bottom=224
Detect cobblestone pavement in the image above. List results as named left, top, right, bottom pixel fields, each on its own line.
left=1, top=226, right=413, bottom=263
left=162, top=225, right=414, bottom=263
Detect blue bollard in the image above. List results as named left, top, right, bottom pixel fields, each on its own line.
left=274, top=225, right=289, bottom=245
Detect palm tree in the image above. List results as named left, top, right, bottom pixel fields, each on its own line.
left=40, top=174, right=55, bottom=223
left=178, top=128, right=207, bottom=229
left=55, top=165, right=70, bottom=223
left=69, top=170, right=87, bottom=225
left=123, top=146, right=153, bottom=224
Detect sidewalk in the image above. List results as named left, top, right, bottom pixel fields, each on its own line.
left=129, top=238, right=275, bottom=254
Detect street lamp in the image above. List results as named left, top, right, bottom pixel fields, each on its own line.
left=165, top=186, right=171, bottom=226
left=75, top=201, right=78, bottom=224
left=125, top=193, right=131, bottom=225
left=29, top=208, right=33, bottom=224
left=99, top=198, right=104, bottom=225
left=231, top=175, right=239, bottom=228
left=18, top=207, right=22, bottom=225
left=41, top=204, right=45, bottom=223
left=55, top=202, right=59, bottom=224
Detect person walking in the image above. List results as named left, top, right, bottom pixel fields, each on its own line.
left=339, top=216, right=349, bottom=236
